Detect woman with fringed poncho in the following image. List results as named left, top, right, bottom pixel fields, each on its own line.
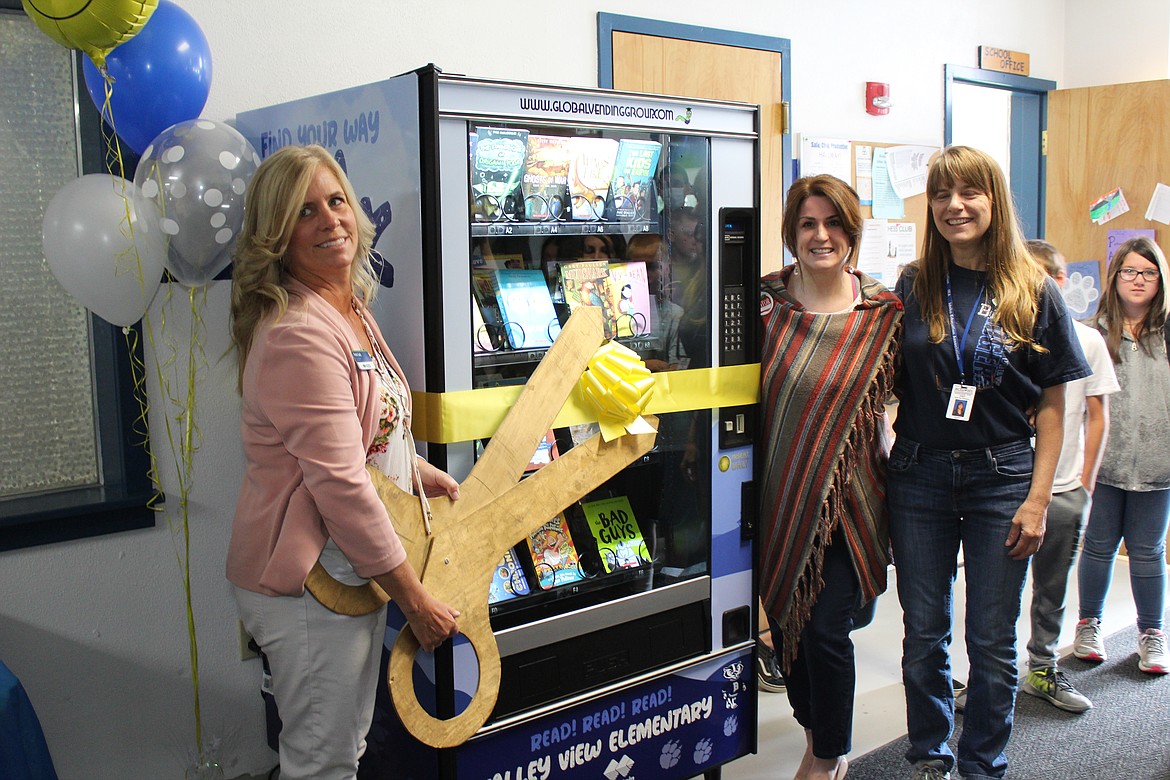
left=758, top=175, right=902, bottom=780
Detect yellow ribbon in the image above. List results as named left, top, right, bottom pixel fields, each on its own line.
left=579, top=342, right=657, bottom=441
left=412, top=363, right=760, bottom=444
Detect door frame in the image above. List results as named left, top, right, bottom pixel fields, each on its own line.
left=596, top=12, right=792, bottom=192
left=944, top=64, right=1056, bottom=239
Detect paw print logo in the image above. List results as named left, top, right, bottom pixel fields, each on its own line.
left=724, top=714, right=739, bottom=736
left=1063, top=272, right=1100, bottom=317
left=693, top=737, right=713, bottom=764
left=660, top=739, right=682, bottom=769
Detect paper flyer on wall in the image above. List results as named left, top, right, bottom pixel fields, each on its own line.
left=1145, top=182, right=1170, bottom=224
left=871, top=148, right=904, bottom=219
left=856, top=219, right=887, bottom=281
left=856, top=219, right=915, bottom=286
left=886, top=222, right=916, bottom=277
left=798, top=136, right=852, bottom=183
left=1089, top=187, right=1129, bottom=225
left=855, top=144, right=873, bottom=205
left=885, top=145, right=936, bottom=199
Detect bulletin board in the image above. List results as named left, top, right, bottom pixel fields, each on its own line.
left=853, top=140, right=930, bottom=261
left=796, top=137, right=931, bottom=270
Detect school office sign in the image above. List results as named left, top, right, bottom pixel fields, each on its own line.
left=978, top=46, right=1030, bottom=76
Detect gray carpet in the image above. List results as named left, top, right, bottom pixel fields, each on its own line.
left=847, top=626, right=1170, bottom=779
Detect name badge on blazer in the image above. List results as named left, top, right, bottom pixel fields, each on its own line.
left=352, top=350, right=375, bottom=370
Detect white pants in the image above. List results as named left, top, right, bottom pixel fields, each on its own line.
left=233, top=586, right=387, bottom=780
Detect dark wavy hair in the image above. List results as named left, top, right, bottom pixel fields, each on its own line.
left=780, top=175, right=862, bottom=265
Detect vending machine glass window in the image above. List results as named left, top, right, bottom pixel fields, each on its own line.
left=467, top=122, right=713, bottom=643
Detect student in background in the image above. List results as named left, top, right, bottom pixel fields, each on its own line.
left=889, top=146, right=1089, bottom=780
left=627, top=233, right=685, bottom=373
left=1075, top=236, right=1170, bottom=675
left=1021, top=239, right=1118, bottom=713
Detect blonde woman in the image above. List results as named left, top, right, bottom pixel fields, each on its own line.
left=888, top=147, right=1089, bottom=780
left=1075, top=236, right=1170, bottom=676
left=227, top=145, right=459, bottom=780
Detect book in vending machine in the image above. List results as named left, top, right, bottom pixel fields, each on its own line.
left=236, top=64, right=762, bottom=780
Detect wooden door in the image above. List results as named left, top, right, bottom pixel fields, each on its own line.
left=612, top=32, right=786, bottom=272
left=1046, top=79, right=1170, bottom=267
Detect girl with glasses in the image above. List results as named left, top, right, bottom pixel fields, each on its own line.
left=1075, top=235, right=1170, bottom=676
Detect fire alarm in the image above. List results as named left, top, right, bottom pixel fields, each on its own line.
left=866, top=82, right=891, bottom=115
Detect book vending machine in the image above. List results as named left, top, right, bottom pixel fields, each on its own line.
left=236, top=64, right=761, bottom=780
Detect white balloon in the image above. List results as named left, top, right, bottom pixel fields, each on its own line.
left=42, top=174, right=166, bottom=327
left=134, top=118, right=259, bottom=287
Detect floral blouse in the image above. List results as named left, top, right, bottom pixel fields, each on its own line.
left=318, top=306, right=415, bottom=585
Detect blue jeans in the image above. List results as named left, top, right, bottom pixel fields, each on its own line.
left=887, top=438, right=1033, bottom=780
left=1078, top=483, right=1170, bottom=631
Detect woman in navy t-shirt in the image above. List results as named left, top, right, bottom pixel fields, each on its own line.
left=888, top=146, right=1089, bottom=780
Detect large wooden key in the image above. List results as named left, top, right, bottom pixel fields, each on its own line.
left=305, top=307, right=658, bottom=747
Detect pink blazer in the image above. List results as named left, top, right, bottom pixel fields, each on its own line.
left=227, top=278, right=410, bottom=596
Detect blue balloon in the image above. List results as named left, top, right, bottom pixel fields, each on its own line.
left=82, top=0, right=211, bottom=155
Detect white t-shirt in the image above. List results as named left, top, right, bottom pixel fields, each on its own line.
left=1052, top=320, right=1120, bottom=494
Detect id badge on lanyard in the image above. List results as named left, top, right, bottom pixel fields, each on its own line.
left=945, top=273, right=988, bottom=423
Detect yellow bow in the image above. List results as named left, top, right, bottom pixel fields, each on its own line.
left=579, top=342, right=658, bottom=441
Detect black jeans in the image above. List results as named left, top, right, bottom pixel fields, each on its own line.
left=768, top=529, right=876, bottom=758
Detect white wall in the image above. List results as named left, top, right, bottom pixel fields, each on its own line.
left=1065, top=0, right=1170, bottom=88
left=2, top=1, right=1159, bottom=778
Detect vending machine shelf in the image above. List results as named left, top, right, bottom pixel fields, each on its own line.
left=470, top=220, right=660, bottom=239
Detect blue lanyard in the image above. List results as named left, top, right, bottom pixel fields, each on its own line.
left=945, top=271, right=986, bottom=384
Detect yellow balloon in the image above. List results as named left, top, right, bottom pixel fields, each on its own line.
left=22, top=0, right=158, bottom=69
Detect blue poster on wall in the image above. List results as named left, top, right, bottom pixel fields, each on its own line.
left=455, top=649, right=754, bottom=780
left=1063, top=260, right=1101, bottom=320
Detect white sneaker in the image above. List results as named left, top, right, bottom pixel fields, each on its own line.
left=1137, top=628, right=1169, bottom=674
left=1073, top=618, right=1107, bottom=662
left=1021, top=666, right=1093, bottom=713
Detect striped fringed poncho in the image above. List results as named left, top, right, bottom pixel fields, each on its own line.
left=758, top=266, right=902, bottom=673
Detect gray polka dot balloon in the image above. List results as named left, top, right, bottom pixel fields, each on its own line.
left=134, top=119, right=261, bottom=287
